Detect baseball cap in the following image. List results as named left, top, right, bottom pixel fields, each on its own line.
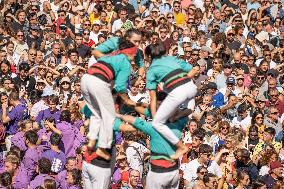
left=267, top=69, right=279, bottom=77
left=206, top=82, right=217, bottom=90
left=226, top=77, right=235, bottom=84
left=59, top=77, right=71, bottom=84
left=269, top=161, right=282, bottom=173
left=200, top=46, right=212, bottom=53
left=59, top=24, right=67, bottom=30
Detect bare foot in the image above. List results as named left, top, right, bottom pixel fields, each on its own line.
left=96, top=148, right=111, bottom=160
left=170, top=143, right=188, bottom=160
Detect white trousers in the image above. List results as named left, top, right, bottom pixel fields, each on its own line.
left=146, top=169, right=179, bottom=189
left=152, top=80, right=197, bottom=144
left=81, top=74, right=115, bottom=148
left=82, top=161, right=111, bottom=189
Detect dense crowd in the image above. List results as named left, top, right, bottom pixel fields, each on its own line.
left=0, top=0, right=283, bottom=188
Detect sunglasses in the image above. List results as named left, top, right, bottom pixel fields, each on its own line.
left=167, top=16, right=174, bottom=19
left=84, top=23, right=91, bottom=26
left=61, top=82, right=70, bottom=85
left=271, top=111, right=279, bottom=114
left=199, top=171, right=207, bottom=175
left=256, top=116, right=263, bottom=119
left=83, top=32, right=89, bottom=35
left=221, top=127, right=229, bottom=130
left=228, top=33, right=234, bottom=36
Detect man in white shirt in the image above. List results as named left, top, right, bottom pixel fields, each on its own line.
left=183, top=144, right=222, bottom=188
left=112, top=8, right=132, bottom=33
left=232, top=103, right=252, bottom=132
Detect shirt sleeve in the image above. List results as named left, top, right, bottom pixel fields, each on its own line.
left=134, top=49, right=145, bottom=68
left=176, top=57, right=192, bottom=72
left=133, top=118, right=153, bottom=136
left=95, top=37, right=118, bottom=54
left=146, top=69, right=158, bottom=90
left=113, top=118, right=123, bottom=133
left=8, top=108, right=17, bottom=121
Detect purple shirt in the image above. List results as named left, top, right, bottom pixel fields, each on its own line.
left=42, top=149, right=66, bottom=173
left=13, top=164, right=30, bottom=189
left=29, top=174, right=55, bottom=189
left=36, top=108, right=61, bottom=126
left=56, top=170, right=67, bottom=189
left=11, top=131, right=27, bottom=151
left=38, top=128, right=52, bottom=146
left=73, top=120, right=84, bottom=130
left=7, top=103, right=28, bottom=135
left=22, top=147, right=43, bottom=179
left=56, top=121, right=85, bottom=158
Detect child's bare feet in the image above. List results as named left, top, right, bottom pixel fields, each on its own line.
left=96, top=147, right=111, bottom=160
left=170, top=141, right=188, bottom=160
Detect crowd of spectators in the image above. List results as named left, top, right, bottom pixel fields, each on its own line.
left=0, top=0, right=283, bottom=188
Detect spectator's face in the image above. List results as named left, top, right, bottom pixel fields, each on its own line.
left=188, top=121, right=197, bottom=133
left=240, top=174, right=250, bottom=186
left=52, top=44, right=60, bottom=55
left=6, top=43, right=14, bottom=54
left=106, top=1, right=112, bottom=10
left=0, top=94, right=8, bottom=104
left=75, top=36, right=83, bottom=45
left=2, top=79, right=11, bottom=90
left=200, top=152, right=211, bottom=163
left=173, top=3, right=181, bottom=12
left=167, top=14, right=174, bottom=23
left=192, top=136, right=202, bottom=148
left=220, top=124, right=230, bottom=135
left=205, top=115, right=214, bottom=124
left=118, top=158, right=128, bottom=168
left=37, top=82, right=45, bottom=91
left=83, top=21, right=91, bottom=30
left=83, top=30, right=90, bottom=40
left=48, top=101, right=57, bottom=111
left=227, top=31, right=234, bottom=42
left=129, top=170, right=140, bottom=187
left=203, top=96, right=212, bottom=105
left=100, top=12, right=107, bottom=21
left=273, top=167, right=283, bottom=177
left=119, top=10, right=127, bottom=20
left=191, top=51, right=199, bottom=61
left=234, top=53, right=241, bottom=64
left=223, top=66, right=232, bottom=75
left=19, top=69, right=28, bottom=80
left=66, top=159, right=77, bottom=171
left=151, top=35, right=159, bottom=44
left=58, top=12, right=66, bottom=20
left=197, top=168, right=207, bottom=179
left=269, top=90, right=279, bottom=103
left=67, top=172, right=75, bottom=185
left=28, top=49, right=36, bottom=62
left=206, top=177, right=218, bottom=189
left=74, top=82, right=81, bottom=93
left=249, top=131, right=258, bottom=140
left=260, top=62, right=269, bottom=72
left=46, top=73, right=53, bottom=83
left=268, top=80, right=276, bottom=89
left=18, top=12, right=26, bottom=22
left=4, top=162, right=16, bottom=173
left=16, top=32, right=24, bottom=42
left=256, top=75, right=266, bottom=85
left=0, top=62, right=9, bottom=73
left=238, top=111, right=247, bottom=119
left=236, top=78, right=244, bottom=86
left=263, top=132, right=273, bottom=142
left=159, top=28, right=167, bottom=39
left=36, top=51, right=44, bottom=63
left=255, top=113, right=264, bottom=125
left=263, top=51, right=272, bottom=61
left=128, top=33, right=141, bottom=47
left=92, top=24, right=100, bottom=32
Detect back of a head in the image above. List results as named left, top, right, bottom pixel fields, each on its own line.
left=0, top=172, right=12, bottom=187
left=25, top=130, right=39, bottom=145
left=44, top=179, right=56, bottom=189
left=50, top=133, right=62, bottom=146
left=199, top=144, right=213, bottom=154
left=8, top=91, right=19, bottom=101
left=203, top=173, right=216, bottom=184
left=19, top=62, right=30, bottom=72
left=60, top=110, right=71, bottom=123
left=38, top=158, right=52, bottom=174
left=145, top=42, right=166, bottom=59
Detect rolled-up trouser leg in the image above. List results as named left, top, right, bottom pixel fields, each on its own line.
left=152, top=81, right=197, bottom=145
left=81, top=74, right=115, bottom=148
left=82, top=161, right=111, bottom=189
left=146, top=169, right=179, bottom=189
